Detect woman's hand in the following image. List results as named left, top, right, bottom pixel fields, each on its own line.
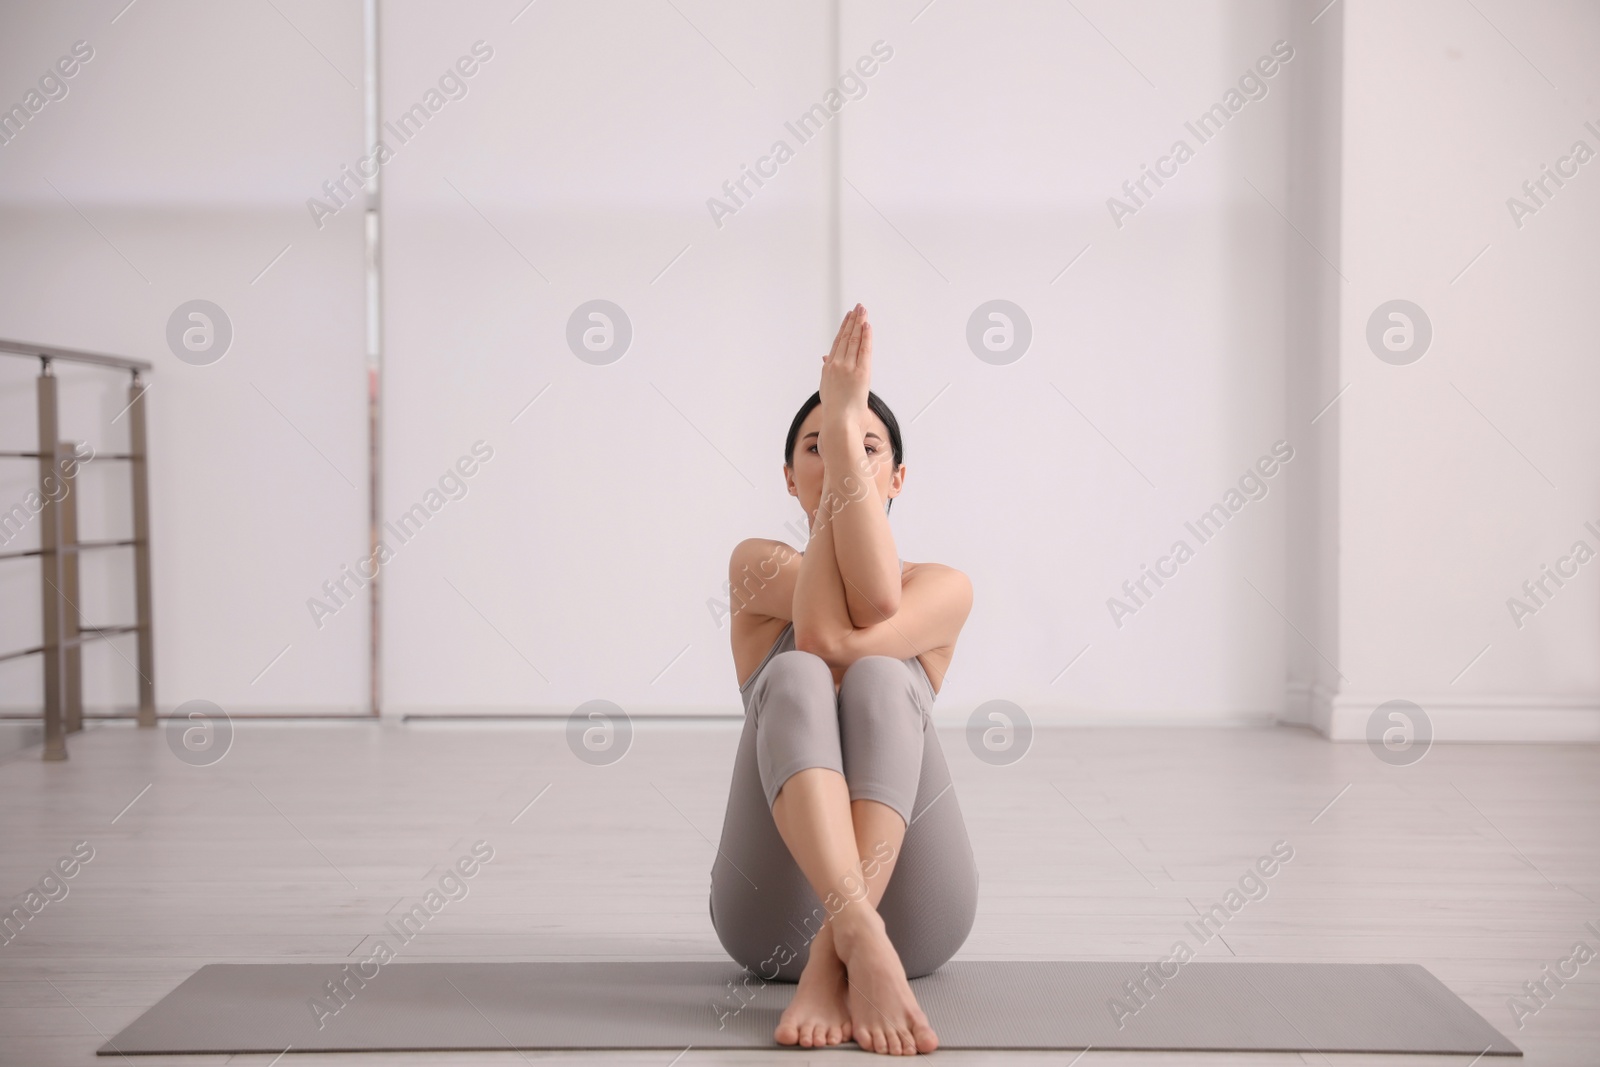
left=819, top=304, right=872, bottom=420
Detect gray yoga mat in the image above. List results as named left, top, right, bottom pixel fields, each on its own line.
left=99, top=960, right=1521, bottom=1056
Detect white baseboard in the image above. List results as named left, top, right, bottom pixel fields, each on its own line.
left=1323, top=693, right=1600, bottom=742
left=1284, top=679, right=1337, bottom=730
left=384, top=705, right=742, bottom=721
left=926, top=705, right=1282, bottom=729
left=392, top=705, right=1285, bottom=729
left=0, top=704, right=370, bottom=719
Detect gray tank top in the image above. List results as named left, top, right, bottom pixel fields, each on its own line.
left=739, top=559, right=929, bottom=709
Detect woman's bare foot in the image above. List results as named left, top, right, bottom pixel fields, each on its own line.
left=774, top=925, right=852, bottom=1048
left=831, top=904, right=939, bottom=1055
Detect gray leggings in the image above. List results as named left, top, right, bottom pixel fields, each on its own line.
left=709, top=650, right=979, bottom=981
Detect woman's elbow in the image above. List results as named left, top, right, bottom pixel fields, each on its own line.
left=851, top=588, right=899, bottom=625
left=792, top=626, right=835, bottom=662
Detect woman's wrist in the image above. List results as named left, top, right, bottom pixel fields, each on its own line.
left=816, top=407, right=864, bottom=466
left=818, top=400, right=867, bottom=429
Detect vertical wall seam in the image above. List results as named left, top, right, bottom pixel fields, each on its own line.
left=828, top=0, right=842, bottom=318
left=364, top=0, right=383, bottom=717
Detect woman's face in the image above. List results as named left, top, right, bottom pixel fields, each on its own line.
left=784, top=406, right=904, bottom=531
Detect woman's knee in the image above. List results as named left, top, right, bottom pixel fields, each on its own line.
left=840, top=654, right=903, bottom=684
left=752, top=651, right=834, bottom=721
left=760, top=649, right=833, bottom=693
left=837, top=656, right=922, bottom=724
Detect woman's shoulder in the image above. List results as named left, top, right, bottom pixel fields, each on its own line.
left=729, top=537, right=803, bottom=569
left=901, top=559, right=968, bottom=582
left=903, top=561, right=974, bottom=618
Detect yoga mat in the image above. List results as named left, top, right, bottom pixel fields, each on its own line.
left=99, top=960, right=1521, bottom=1055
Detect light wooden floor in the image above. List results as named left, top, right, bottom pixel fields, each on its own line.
left=0, top=719, right=1595, bottom=1065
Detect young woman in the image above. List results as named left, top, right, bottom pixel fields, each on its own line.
left=708, top=304, right=979, bottom=1056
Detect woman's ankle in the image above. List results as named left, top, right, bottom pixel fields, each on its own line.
left=801, top=925, right=845, bottom=975
left=826, top=898, right=883, bottom=960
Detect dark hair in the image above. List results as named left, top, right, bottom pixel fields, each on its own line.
left=783, top=390, right=905, bottom=514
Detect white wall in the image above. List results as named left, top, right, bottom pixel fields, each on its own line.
left=0, top=0, right=370, bottom=716
left=375, top=0, right=1299, bottom=722
left=1324, top=0, right=1600, bottom=739
left=2, top=0, right=1593, bottom=738
left=371, top=1, right=837, bottom=716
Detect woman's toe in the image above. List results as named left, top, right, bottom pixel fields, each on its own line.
left=879, top=1030, right=895, bottom=1055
